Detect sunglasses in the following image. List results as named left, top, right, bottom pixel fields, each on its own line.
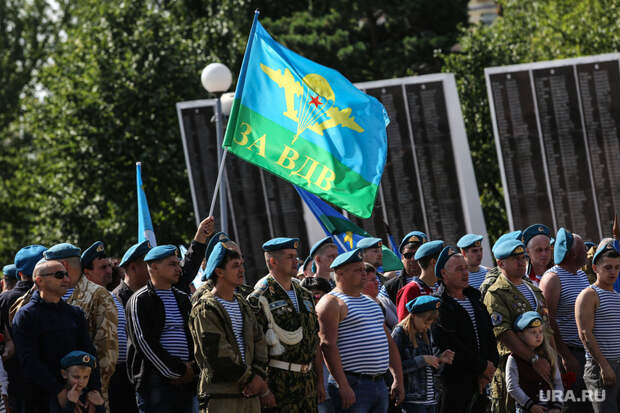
left=402, top=252, right=416, bottom=260
left=39, top=270, right=69, bottom=279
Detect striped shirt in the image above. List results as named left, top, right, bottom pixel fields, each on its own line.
left=588, top=285, right=620, bottom=360
left=154, top=289, right=190, bottom=361
left=329, top=291, right=389, bottom=374
left=515, top=282, right=537, bottom=311
left=215, top=296, right=246, bottom=363
left=456, top=297, right=479, bottom=350
left=469, top=266, right=488, bottom=290
left=286, top=289, right=299, bottom=312
left=547, top=265, right=590, bottom=346
left=111, top=293, right=128, bottom=363
left=62, top=288, right=74, bottom=301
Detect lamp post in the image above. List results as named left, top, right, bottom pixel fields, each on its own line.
left=201, top=63, right=232, bottom=233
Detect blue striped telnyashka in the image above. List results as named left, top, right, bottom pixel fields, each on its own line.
left=154, top=289, right=190, bottom=361
left=588, top=285, right=620, bottom=361
left=546, top=265, right=590, bottom=347
left=111, top=293, right=128, bottom=364
left=215, top=296, right=246, bottom=363
left=468, top=266, right=488, bottom=290
left=329, top=291, right=389, bottom=375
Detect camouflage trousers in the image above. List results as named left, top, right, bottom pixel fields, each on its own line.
left=490, top=355, right=515, bottom=413
left=203, top=396, right=261, bottom=413
left=264, top=367, right=317, bottom=413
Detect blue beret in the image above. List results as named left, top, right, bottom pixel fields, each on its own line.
left=60, top=350, right=97, bottom=369
left=592, top=239, right=620, bottom=265
left=206, top=232, right=230, bottom=259
left=301, top=255, right=313, bottom=271
left=585, top=241, right=596, bottom=251
left=330, top=248, right=363, bottom=269
left=406, top=295, right=441, bottom=314
left=15, top=245, right=47, bottom=277
left=356, top=237, right=382, bottom=250
left=522, top=224, right=552, bottom=246
left=309, top=236, right=335, bottom=257
left=457, top=234, right=483, bottom=249
left=43, top=243, right=80, bottom=261
left=2, top=264, right=17, bottom=280
left=119, top=240, right=152, bottom=267
left=81, top=241, right=106, bottom=268
left=554, top=228, right=574, bottom=265
left=435, top=246, right=459, bottom=279
left=493, top=239, right=527, bottom=260
left=204, top=242, right=230, bottom=280
left=414, top=240, right=444, bottom=261
left=514, top=311, right=543, bottom=331
left=399, top=231, right=428, bottom=252
left=492, top=231, right=522, bottom=256
left=262, top=237, right=299, bottom=252
left=144, top=245, right=180, bottom=262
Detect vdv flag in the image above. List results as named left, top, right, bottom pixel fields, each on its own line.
left=224, top=12, right=389, bottom=218
left=136, top=162, right=157, bottom=247
left=296, top=186, right=403, bottom=271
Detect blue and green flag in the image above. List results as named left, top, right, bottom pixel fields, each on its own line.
left=224, top=12, right=389, bottom=218
left=136, top=162, right=157, bottom=247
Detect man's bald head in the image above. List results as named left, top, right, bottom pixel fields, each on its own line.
left=33, top=259, right=65, bottom=278
left=570, top=234, right=586, bottom=268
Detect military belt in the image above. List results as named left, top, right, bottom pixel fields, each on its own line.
left=269, top=359, right=313, bottom=373
left=344, top=370, right=387, bottom=382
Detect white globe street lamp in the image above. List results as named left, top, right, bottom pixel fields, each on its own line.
left=201, top=63, right=232, bottom=93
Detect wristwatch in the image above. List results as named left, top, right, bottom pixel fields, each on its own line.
left=530, top=353, right=540, bottom=365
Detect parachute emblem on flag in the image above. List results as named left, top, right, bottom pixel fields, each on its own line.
left=260, top=63, right=364, bottom=144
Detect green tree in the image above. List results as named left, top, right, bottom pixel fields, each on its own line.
left=441, top=0, right=620, bottom=242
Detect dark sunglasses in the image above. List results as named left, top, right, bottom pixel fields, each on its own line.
left=39, top=270, right=69, bottom=279
left=402, top=252, right=416, bottom=260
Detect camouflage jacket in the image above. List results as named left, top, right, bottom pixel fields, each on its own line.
left=10, top=275, right=118, bottom=389
left=189, top=290, right=268, bottom=399
left=191, top=280, right=254, bottom=306
left=247, top=275, right=319, bottom=365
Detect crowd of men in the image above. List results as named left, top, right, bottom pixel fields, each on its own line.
left=1, top=215, right=620, bottom=413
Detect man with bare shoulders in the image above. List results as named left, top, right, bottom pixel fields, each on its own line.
left=576, top=239, right=620, bottom=413
left=317, top=248, right=404, bottom=412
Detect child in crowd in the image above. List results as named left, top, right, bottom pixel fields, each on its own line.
left=506, top=311, right=563, bottom=413
left=392, top=296, right=454, bottom=413
left=53, top=351, right=104, bottom=413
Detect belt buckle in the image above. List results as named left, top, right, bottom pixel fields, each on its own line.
left=299, top=364, right=309, bottom=373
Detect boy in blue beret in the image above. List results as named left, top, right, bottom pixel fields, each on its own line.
left=392, top=296, right=454, bottom=412
left=55, top=351, right=104, bottom=413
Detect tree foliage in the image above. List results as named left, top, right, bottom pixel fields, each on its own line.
left=441, top=0, right=620, bottom=242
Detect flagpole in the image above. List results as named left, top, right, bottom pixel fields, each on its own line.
left=209, top=150, right=228, bottom=217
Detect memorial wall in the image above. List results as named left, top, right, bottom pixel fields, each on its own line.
left=486, top=53, right=620, bottom=241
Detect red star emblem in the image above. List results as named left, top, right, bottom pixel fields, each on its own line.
left=309, top=95, right=322, bottom=108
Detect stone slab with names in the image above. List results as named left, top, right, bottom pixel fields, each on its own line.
left=486, top=53, right=620, bottom=241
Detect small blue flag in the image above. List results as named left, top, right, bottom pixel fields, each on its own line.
left=136, top=162, right=157, bottom=247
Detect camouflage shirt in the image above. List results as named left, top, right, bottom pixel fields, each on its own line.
left=189, top=290, right=268, bottom=400
left=10, top=275, right=118, bottom=390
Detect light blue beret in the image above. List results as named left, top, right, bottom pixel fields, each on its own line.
left=144, top=245, right=179, bottom=262
left=435, top=246, right=459, bottom=279
left=554, top=228, right=573, bottom=265
left=399, top=231, right=428, bottom=252
left=309, top=236, right=335, bottom=257
left=330, top=248, right=363, bottom=269
left=521, top=224, right=552, bottom=246
left=585, top=241, right=596, bottom=251
left=492, top=231, right=523, bottom=256
left=406, top=295, right=441, bottom=314
left=493, top=239, right=527, bottom=260
left=414, top=240, right=444, bottom=261
left=592, top=239, right=620, bottom=265
left=2, top=264, right=17, bottom=280
left=60, top=350, right=97, bottom=369
left=206, top=232, right=230, bottom=259
left=15, top=245, right=48, bottom=277
left=356, top=237, right=382, bottom=250
left=514, top=311, right=543, bottom=331
left=43, top=243, right=80, bottom=260
left=301, top=255, right=313, bottom=271
left=119, top=240, right=152, bottom=267
left=457, top=234, right=483, bottom=249
left=81, top=241, right=105, bottom=268
left=262, top=237, right=299, bottom=252
left=204, top=242, right=228, bottom=280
